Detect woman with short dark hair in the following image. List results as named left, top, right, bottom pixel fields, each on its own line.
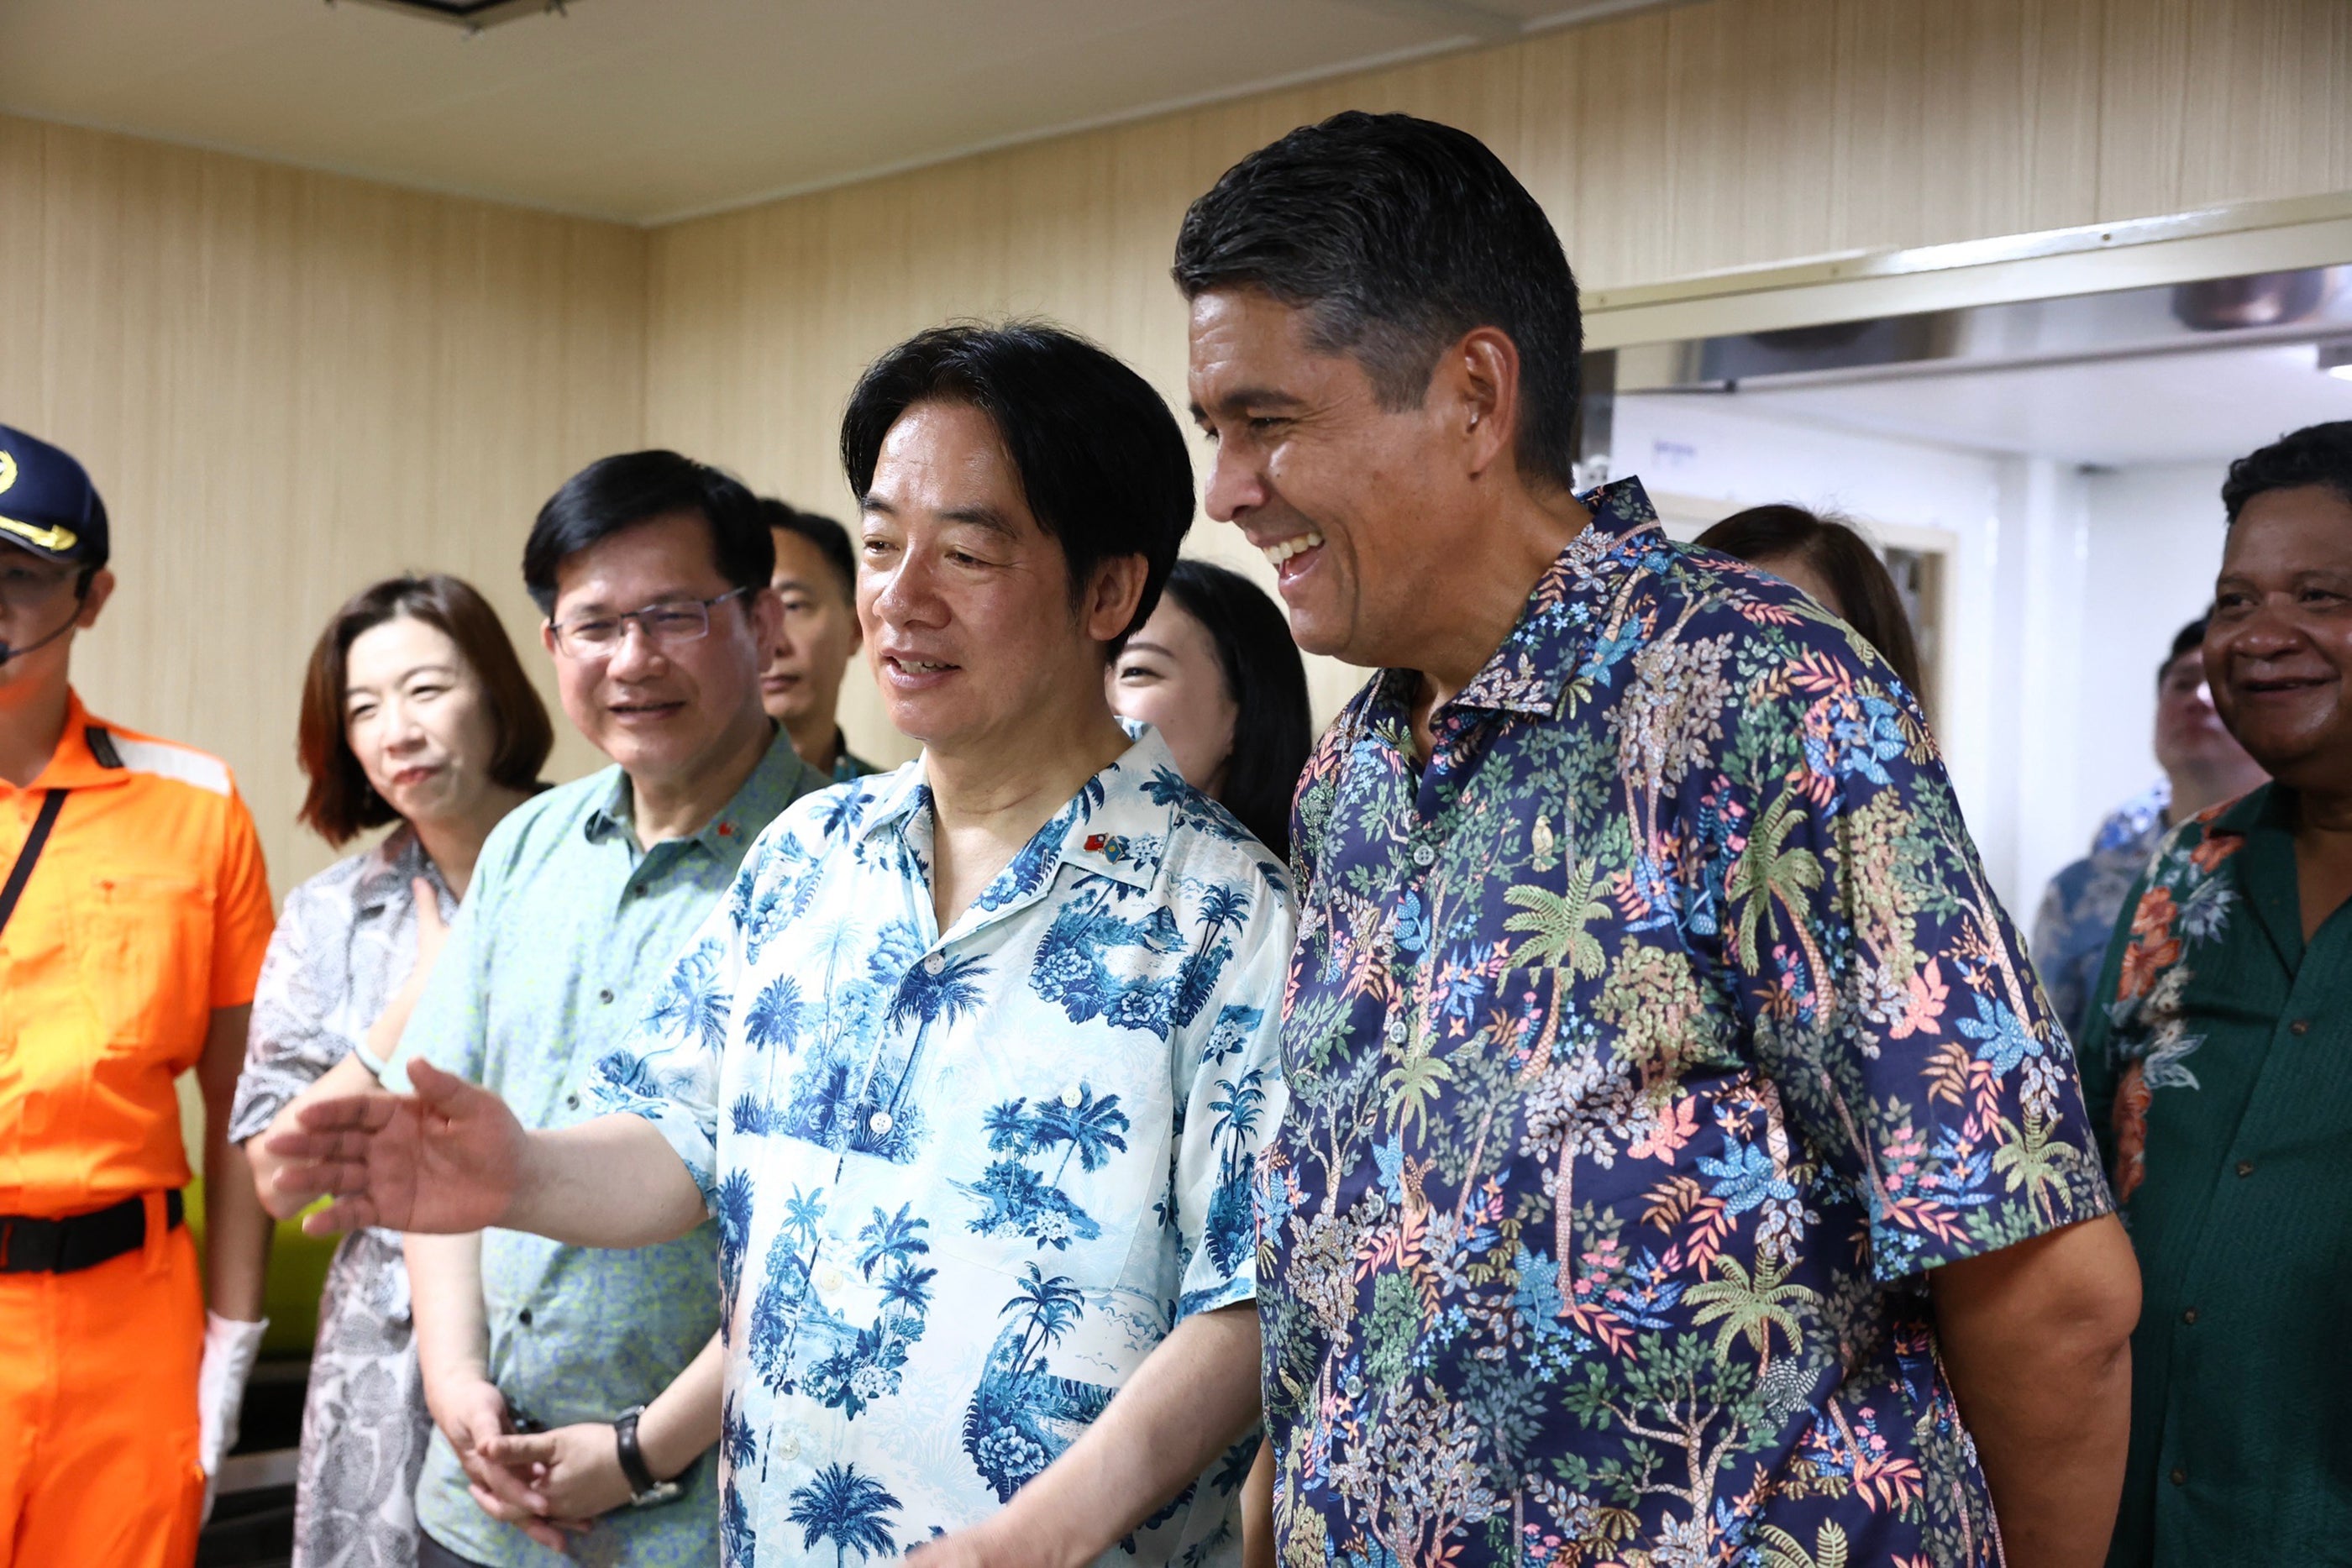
left=1110, top=559, right=1312, bottom=861
left=1698, top=504, right=1930, bottom=705
left=226, top=573, right=548, bottom=1568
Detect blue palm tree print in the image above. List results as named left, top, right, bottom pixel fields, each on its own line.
left=1030, top=1086, right=1131, bottom=1186
left=744, top=973, right=807, bottom=1053
left=784, top=1463, right=900, bottom=1568
left=648, top=938, right=731, bottom=1053
left=587, top=730, right=1294, bottom=1563
left=956, top=1088, right=1130, bottom=1249
left=963, top=1266, right=1111, bottom=1502
left=882, top=952, right=990, bottom=1113
left=714, top=1168, right=757, bottom=1323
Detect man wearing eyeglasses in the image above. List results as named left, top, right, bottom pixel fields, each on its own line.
left=251, top=449, right=827, bottom=1566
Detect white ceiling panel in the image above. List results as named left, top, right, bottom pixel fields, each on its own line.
left=1666, top=342, right=2352, bottom=469
left=0, top=0, right=1672, bottom=223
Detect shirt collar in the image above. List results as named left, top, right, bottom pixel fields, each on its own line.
left=24, top=690, right=132, bottom=792
left=352, top=822, right=449, bottom=910
left=829, top=730, right=874, bottom=784
left=584, top=725, right=819, bottom=852
left=2213, top=782, right=2281, bottom=839
left=1370, top=476, right=1665, bottom=725
left=856, top=726, right=1185, bottom=899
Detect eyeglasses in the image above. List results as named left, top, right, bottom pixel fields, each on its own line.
left=549, top=588, right=748, bottom=659
left=0, top=561, right=84, bottom=616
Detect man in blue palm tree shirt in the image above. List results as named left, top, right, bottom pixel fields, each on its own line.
left=269, top=323, right=1294, bottom=1568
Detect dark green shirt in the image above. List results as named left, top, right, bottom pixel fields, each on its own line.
left=2080, top=784, right=2352, bottom=1568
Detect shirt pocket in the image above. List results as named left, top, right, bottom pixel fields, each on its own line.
left=928, top=1051, right=1174, bottom=1297
left=75, top=872, right=216, bottom=1057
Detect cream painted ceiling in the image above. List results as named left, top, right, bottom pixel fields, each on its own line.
left=0, top=0, right=1665, bottom=225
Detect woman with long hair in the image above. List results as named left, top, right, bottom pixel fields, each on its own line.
left=225, top=574, right=549, bottom=1566
left=1109, top=557, right=1313, bottom=860
left=1698, top=504, right=1930, bottom=705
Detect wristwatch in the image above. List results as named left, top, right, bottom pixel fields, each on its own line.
left=612, top=1407, right=685, bottom=1508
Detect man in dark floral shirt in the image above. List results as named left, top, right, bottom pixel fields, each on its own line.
left=1176, top=112, right=2143, bottom=1568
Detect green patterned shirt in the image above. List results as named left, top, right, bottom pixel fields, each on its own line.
left=387, top=727, right=826, bottom=1567
left=2080, top=783, right=2352, bottom=1567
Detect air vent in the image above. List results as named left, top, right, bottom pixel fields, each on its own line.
left=336, top=0, right=573, bottom=34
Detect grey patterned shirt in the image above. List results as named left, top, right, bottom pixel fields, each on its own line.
left=385, top=728, right=827, bottom=1567
left=234, top=823, right=454, bottom=1568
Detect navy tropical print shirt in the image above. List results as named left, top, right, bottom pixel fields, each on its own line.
left=597, top=729, right=1292, bottom=1567
left=1257, top=479, right=2113, bottom=1568
left=2030, top=782, right=2169, bottom=1046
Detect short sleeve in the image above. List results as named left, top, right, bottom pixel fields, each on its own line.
left=1718, top=626, right=2113, bottom=1282
left=208, top=784, right=276, bottom=1009
left=229, top=881, right=353, bottom=1143
left=588, top=851, right=759, bottom=1208
left=2073, top=852, right=2168, bottom=1182
left=1168, top=862, right=1296, bottom=1320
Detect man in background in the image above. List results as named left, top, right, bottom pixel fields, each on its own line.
left=759, top=499, right=876, bottom=781
left=0, top=423, right=278, bottom=1566
left=252, top=451, right=828, bottom=1565
left=2033, top=618, right=2266, bottom=1044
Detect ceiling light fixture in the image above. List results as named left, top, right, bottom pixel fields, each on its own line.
left=331, top=0, right=572, bottom=35
left=2318, top=341, right=2352, bottom=382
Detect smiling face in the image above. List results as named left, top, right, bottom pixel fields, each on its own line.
left=2154, top=646, right=2256, bottom=779
left=761, top=526, right=861, bottom=730
left=540, top=510, right=778, bottom=784
left=1108, top=597, right=1238, bottom=799
left=2207, top=483, right=2352, bottom=789
left=857, top=400, right=1141, bottom=757
left=1187, top=287, right=1461, bottom=669
left=342, top=614, right=505, bottom=831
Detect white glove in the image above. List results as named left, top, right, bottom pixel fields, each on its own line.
left=198, top=1310, right=269, bottom=1523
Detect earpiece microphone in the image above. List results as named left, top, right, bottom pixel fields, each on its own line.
left=0, top=615, right=78, bottom=665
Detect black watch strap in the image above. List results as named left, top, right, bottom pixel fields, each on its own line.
left=612, top=1407, right=659, bottom=1497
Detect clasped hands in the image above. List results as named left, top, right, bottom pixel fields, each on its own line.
left=433, top=1376, right=637, bottom=1552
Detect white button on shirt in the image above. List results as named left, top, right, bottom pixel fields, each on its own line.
left=598, top=730, right=1294, bottom=1567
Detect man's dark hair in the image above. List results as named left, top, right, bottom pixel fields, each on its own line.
left=2161, top=617, right=2208, bottom=684
left=839, top=322, right=1193, bottom=653
left=1158, top=559, right=1312, bottom=861
left=1171, top=110, right=1582, bottom=492
left=2221, top=421, right=2352, bottom=525
left=759, top=498, right=856, bottom=603
left=522, top=450, right=774, bottom=615
left=297, top=574, right=553, bottom=845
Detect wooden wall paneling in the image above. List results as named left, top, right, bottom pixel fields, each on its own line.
left=12, top=0, right=2339, bottom=872
left=2082, top=0, right=2349, bottom=221
left=2166, top=0, right=2352, bottom=213
left=5, top=114, right=647, bottom=892
left=642, top=0, right=2352, bottom=753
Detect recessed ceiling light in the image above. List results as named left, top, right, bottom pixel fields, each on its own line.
left=334, top=0, right=571, bottom=34
left=2318, top=341, right=2352, bottom=382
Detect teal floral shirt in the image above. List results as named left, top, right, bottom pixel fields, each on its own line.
left=596, top=729, right=1293, bottom=1568
left=385, top=729, right=827, bottom=1568
left=1259, top=479, right=2113, bottom=1568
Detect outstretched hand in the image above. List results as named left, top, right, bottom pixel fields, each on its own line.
left=260, top=1059, right=528, bottom=1237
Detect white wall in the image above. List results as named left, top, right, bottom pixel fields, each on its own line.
left=1609, top=396, right=2150, bottom=923
left=2074, top=462, right=2236, bottom=824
